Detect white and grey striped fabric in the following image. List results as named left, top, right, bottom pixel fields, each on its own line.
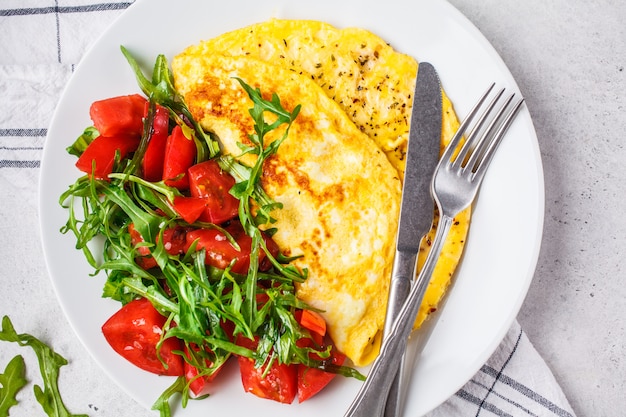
left=0, top=2, right=577, bottom=416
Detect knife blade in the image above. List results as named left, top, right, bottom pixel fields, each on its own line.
left=382, top=61, right=442, bottom=417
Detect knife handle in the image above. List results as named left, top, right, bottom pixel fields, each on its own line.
left=383, top=251, right=418, bottom=417
left=383, top=215, right=454, bottom=417
left=384, top=250, right=417, bottom=336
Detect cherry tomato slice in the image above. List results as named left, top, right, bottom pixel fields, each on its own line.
left=297, top=344, right=346, bottom=402
left=183, top=344, right=224, bottom=397
left=299, top=309, right=327, bottom=338
left=75, top=135, right=140, bottom=180
left=294, top=311, right=344, bottom=402
left=89, top=94, right=146, bottom=138
left=162, top=226, right=189, bottom=255
left=184, top=223, right=251, bottom=274
left=235, top=334, right=297, bottom=404
left=188, top=160, right=239, bottom=224
left=128, top=223, right=157, bottom=269
left=101, top=298, right=183, bottom=376
left=142, top=104, right=170, bottom=182
left=163, top=125, right=196, bottom=190
left=184, top=222, right=279, bottom=274
left=172, top=196, right=207, bottom=224
left=129, top=224, right=189, bottom=270
left=185, top=361, right=207, bottom=397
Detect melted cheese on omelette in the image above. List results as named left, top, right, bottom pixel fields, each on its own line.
left=174, top=19, right=471, bottom=366
left=173, top=53, right=402, bottom=366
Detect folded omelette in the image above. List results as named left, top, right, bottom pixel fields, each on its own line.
left=172, top=19, right=470, bottom=367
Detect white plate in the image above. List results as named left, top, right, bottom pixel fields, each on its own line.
left=39, top=0, right=544, bottom=415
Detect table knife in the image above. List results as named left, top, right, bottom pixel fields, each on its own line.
left=382, top=61, right=442, bottom=417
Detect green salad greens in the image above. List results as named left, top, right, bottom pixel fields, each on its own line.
left=59, top=47, right=363, bottom=414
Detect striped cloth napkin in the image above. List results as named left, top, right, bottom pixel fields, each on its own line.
left=0, top=1, right=577, bottom=416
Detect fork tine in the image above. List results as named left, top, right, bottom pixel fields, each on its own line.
left=440, top=83, right=495, bottom=165
left=451, top=87, right=506, bottom=171
left=463, top=91, right=515, bottom=173
left=469, top=96, right=525, bottom=181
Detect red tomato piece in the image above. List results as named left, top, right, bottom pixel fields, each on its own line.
left=101, top=298, right=183, bottom=376
left=142, top=104, right=170, bottom=182
left=188, top=160, right=239, bottom=224
left=184, top=223, right=251, bottom=274
left=161, top=226, right=189, bottom=257
left=294, top=310, right=344, bottom=402
left=89, top=94, right=147, bottom=138
left=163, top=125, right=196, bottom=190
left=184, top=222, right=279, bottom=274
left=299, top=310, right=327, bottom=338
left=235, top=334, right=297, bottom=404
left=75, top=135, right=140, bottom=179
left=129, top=223, right=189, bottom=269
left=183, top=344, right=224, bottom=397
left=220, top=319, right=236, bottom=342
left=173, top=196, right=207, bottom=224
left=172, top=196, right=207, bottom=224
left=128, top=223, right=157, bottom=269
left=238, top=357, right=298, bottom=404
left=259, top=232, right=280, bottom=271
left=185, top=361, right=207, bottom=397
left=297, top=346, right=346, bottom=402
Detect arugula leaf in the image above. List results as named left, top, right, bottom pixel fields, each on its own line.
left=66, top=127, right=99, bottom=158
left=0, top=355, right=27, bottom=417
left=0, top=316, right=88, bottom=417
left=151, top=376, right=185, bottom=417
left=220, top=78, right=307, bottom=284
left=226, top=77, right=301, bottom=233
left=120, top=45, right=220, bottom=160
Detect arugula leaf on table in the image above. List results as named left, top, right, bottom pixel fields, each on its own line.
left=0, top=355, right=27, bottom=417
left=0, top=316, right=88, bottom=417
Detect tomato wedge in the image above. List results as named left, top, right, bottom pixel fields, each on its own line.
left=128, top=223, right=156, bottom=269
left=142, top=104, right=170, bottom=181
left=75, top=135, right=140, bottom=179
left=235, top=334, right=297, bottom=404
left=184, top=223, right=251, bottom=274
left=299, top=309, right=327, bottom=338
left=183, top=344, right=224, bottom=397
left=295, top=310, right=344, bottom=402
left=129, top=224, right=189, bottom=270
left=101, top=298, right=183, bottom=376
left=172, top=196, right=207, bottom=224
left=163, top=125, right=196, bottom=190
left=297, top=343, right=346, bottom=402
left=89, top=94, right=146, bottom=138
left=184, top=222, right=278, bottom=274
left=188, top=160, right=239, bottom=224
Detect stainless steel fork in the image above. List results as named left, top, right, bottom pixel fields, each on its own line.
left=345, top=84, right=525, bottom=417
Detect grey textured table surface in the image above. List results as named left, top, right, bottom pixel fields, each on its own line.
left=447, top=1, right=626, bottom=416
left=1, top=1, right=624, bottom=417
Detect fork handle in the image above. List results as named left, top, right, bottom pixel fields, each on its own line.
left=383, top=213, right=454, bottom=417
left=344, top=213, right=454, bottom=417
left=382, top=251, right=419, bottom=417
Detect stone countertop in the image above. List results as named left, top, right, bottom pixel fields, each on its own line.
left=447, top=0, right=626, bottom=415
